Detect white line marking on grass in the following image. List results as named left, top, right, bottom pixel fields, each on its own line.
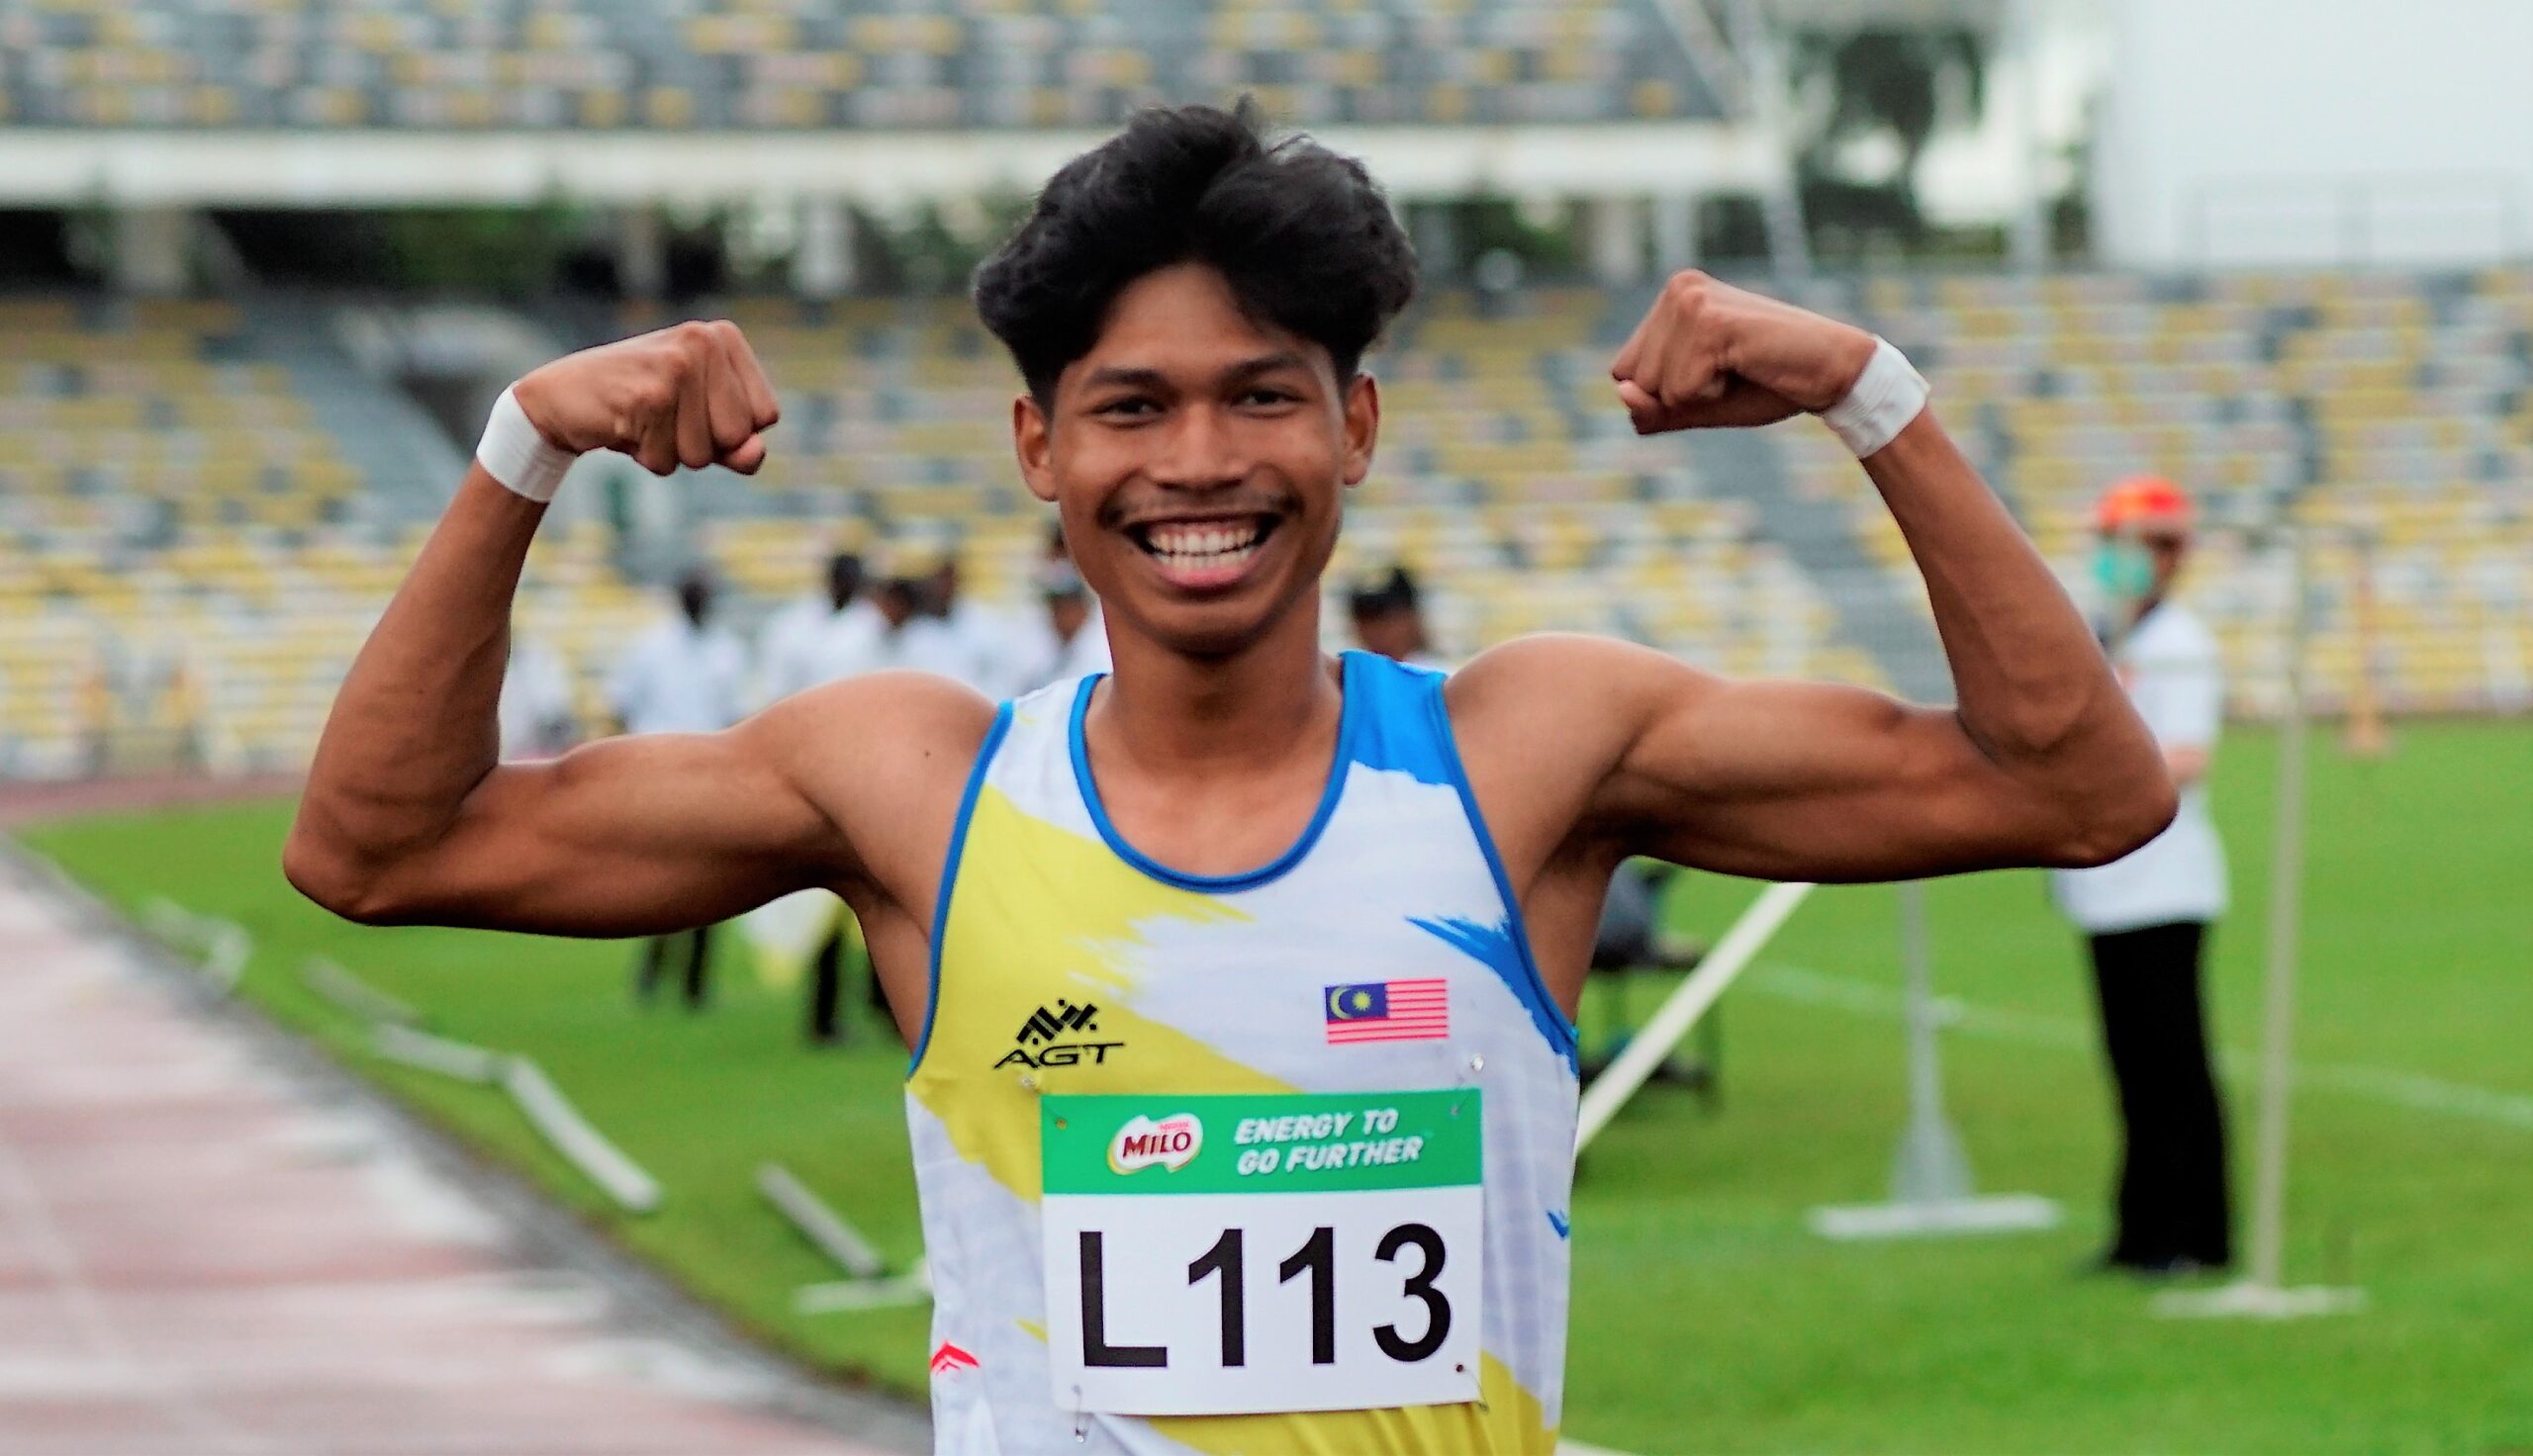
left=1746, top=964, right=2533, bottom=1133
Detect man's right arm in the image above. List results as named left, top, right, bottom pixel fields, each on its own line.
left=285, top=320, right=913, bottom=936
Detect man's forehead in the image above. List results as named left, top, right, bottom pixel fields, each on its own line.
left=1068, top=266, right=1332, bottom=384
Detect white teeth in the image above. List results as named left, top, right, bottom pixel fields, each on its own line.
left=1144, top=520, right=1262, bottom=564
left=1139, top=518, right=1265, bottom=577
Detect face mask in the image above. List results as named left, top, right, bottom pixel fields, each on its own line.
left=2092, top=539, right=2154, bottom=601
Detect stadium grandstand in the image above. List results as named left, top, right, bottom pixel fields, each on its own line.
left=0, top=0, right=1732, bottom=131
left=0, top=0, right=2526, bottom=785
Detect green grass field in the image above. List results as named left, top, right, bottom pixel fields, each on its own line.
left=19, top=720, right=2533, bottom=1453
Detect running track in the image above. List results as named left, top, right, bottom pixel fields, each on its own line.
left=0, top=850, right=923, bottom=1456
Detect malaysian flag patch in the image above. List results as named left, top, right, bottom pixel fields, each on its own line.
left=1324, top=978, right=1449, bottom=1044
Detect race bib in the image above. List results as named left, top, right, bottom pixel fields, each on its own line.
left=1040, top=1089, right=1484, bottom=1417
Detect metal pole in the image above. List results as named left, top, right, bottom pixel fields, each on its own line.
left=1724, top=0, right=1813, bottom=278
left=2005, top=0, right=2049, bottom=271
left=2248, top=522, right=2311, bottom=1291
left=2155, top=520, right=2360, bottom=1320
left=1812, top=880, right=2056, bottom=1237
left=1888, top=879, right=1973, bottom=1206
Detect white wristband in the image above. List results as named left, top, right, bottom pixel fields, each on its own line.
left=475, top=385, right=576, bottom=503
left=1820, top=337, right=1929, bottom=459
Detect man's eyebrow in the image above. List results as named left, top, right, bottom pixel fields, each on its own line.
left=1080, top=365, right=1170, bottom=392
left=1220, top=351, right=1309, bottom=384
left=1078, top=352, right=1311, bottom=397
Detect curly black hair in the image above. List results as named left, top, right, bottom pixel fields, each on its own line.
left=973, top=100, right=1419, bottom=404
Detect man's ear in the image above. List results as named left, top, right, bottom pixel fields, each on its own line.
left=1341, top=372, right=1381, bottom=489
left=1013, top=392, right=1057, bottom=503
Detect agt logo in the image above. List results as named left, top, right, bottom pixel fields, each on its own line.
left=992, top=999, right=1125, bottom=1069
left=1107, top=1113, right=1201, bottom=1174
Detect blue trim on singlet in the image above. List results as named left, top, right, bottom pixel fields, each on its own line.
left=1421, top=669, right=1582, bottom=1074
left=906, top=700, right=1015, bottom=1078
left=1342, top=653, right=1456, bottom=786
left=1066, top=653, right=1365, bottom=893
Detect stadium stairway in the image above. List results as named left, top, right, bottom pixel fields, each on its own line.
left=237, top=294, right=467, bottom=525
left=1682, top=423, right=1952, bottom=700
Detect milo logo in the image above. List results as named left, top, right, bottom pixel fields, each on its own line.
left=1107, top=1113, right=1202, bottom=1175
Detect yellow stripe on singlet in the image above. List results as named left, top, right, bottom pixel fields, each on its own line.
left=909, top=785, right=1286, bottom=1203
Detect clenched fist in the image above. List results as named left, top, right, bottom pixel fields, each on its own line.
left=513, top=320, right=783, bottom=477
left=1610, top=272, right=1878, bottom=435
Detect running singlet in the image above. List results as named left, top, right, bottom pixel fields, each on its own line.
left=905, top=651, right=1580, bottom=1455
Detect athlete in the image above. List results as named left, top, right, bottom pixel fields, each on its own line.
left=286, top=105, right=2172, bottom=1454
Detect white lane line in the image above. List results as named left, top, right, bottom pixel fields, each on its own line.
left=1745, top=963, right=2533, bottom=1133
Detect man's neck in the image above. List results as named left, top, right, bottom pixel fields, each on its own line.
left=1094, top=602, right=1341, bottom=784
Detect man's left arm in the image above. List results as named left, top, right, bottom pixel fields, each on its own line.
left=1459, top=274, right=2174, bottom=883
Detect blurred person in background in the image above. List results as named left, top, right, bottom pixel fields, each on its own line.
left=78, top=658, right=112, bottom=776
left=1013, top=524, right=1111, bottom=689
left=497, top=636, right=578, bottom=760
left=789, top=569, right=937, bottom=1046
left=2055, top=474, right=2233, bottom=1277
left=862, top=564, right=934, bottom=673
left=758, top=549, right=880, bottom=707
left=609, top=568, right=747, bottom=1009
left=163, top=658, right=210, bottom=774
left=754, top=548, right=886, bottom=1044
left=906, top=552, right=1016, bottom=695
left=1348, top=563, right=1448, bottom=670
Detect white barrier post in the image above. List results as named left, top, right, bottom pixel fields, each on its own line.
left=370, top=1024, right=505, bottom=1084
left=141, top=898, right=247, bottom=997
left=796, top=1260, right=933, bottom=1315
left=1807, top=882, right=2060, bottom=1240
left=2158, top=521, right=2364, bottom=1320
left=500, top=1058, right=662, bottom=1215
left=1577, top=880, right=1814, bottom=1150
left=302, top=956, right=421, bottom=1026
left=200, top=920, right=250, bottom=996
left=758, top=1163, right=887, bottom=1280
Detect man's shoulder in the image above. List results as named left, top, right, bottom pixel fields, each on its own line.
left=1446, top=633, right=1705, bottom=715
left=1443, top=634, right=1700, bottom=785
left=748, top=671, right=1000, bottom=822
left=757, top=671, right=998, bottom=759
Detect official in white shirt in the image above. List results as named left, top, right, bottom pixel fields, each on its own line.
left=2053, top=476, right=2233, bottom=1276
left=755, top=550, right=888, bottom=1046
left=1347, top=564, right=1452, bottom=673
left=608, top=570, right=748, bottom=1009
left=1013, top=556, right=1112, bottom=691
left=904, top=556, right=1021, bottom=697
left=497, top=636, right=578, bottom=759
left=757, top=550, right=884, bottom=707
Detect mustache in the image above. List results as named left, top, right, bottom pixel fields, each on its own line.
left=1098, top=490, right=1298, bottom=531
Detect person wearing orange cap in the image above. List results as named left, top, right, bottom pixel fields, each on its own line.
left=2055, top=475, right=2233, bottom=1277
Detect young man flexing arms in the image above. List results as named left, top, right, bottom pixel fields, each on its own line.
left=289, top=106, right=2170, bottom=1454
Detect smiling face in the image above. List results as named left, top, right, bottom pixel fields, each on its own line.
left=1012, top=262, right=1379, bottom=662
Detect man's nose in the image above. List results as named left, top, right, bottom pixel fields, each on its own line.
left=1149, top=403, right=1248, bottom=490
